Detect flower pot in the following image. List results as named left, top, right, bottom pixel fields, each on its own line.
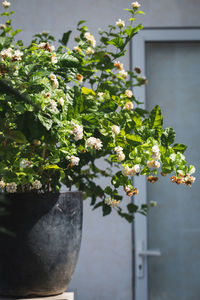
left=0, top=192, right=83, bottom=297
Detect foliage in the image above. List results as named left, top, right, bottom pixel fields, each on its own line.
left=0, top=1, right=195, bottom=221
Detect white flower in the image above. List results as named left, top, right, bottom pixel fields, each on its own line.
left=147, top=160, right=160, bottom=168
left=6, top=182, right=17, bottom=193
left=116, top=19, right=125, bottom=28
left=86, top=137, right=103, bottom=150
left=153, top=152, right=161, bottom=160
left=51, top=54, right=58, bottom=64
left=38, top=42, right=55, bottom=52
left=97, top=92, right=104, bottom=100
left=150, top=200, right=157, bottom=207
left=50, top=99, right=57, bottom=110
left=20, top=159, right=33, bottom=168
left=70, top=155, right=80, bottom=166
left=84, top=32, right=96, bottom=47
left=122, top=166, right=136, bottom=176
left=152, top=145, right=159, bottom=154
left=119, top=69, right=128, bottom=79
left=0, top=180, right=5, bottom=189
left=170, top=153, right=176, bottom=162
left=112, top=125, right=120, bottom=135
left=117, top=152, right=125, bottom=162
left=122, top=166, right=130, bottom=176
left=115, top=146, right=123, bottom=153
left=105, top=197, right=120, bottom=208
left=154, top=161, right=160, bottom=168
left=38, top=42, right=46, bottom=49
left=50, top=73, right=59, bottom=89
left=124, top=101, right=134, bottom=110
left=58, top=97, right=64, bottom=106
left=147, top=160, right=154, bottom=168
left=86, top=47, right=94, bottom=55
left=0, top=47, right=12, bottom=58
left=132, top=1, right=141, bottom=8
left=32, top=180, right=42, bottom=190
left=133, top=164, right=140, bottom=173
left=2, top=1, right=10, bottom=8
left=12, top=50, right=23, bottom=61
left=122, top=165, right=140, bottom=176
left=115, top=146, right=125, bottom=161
left=72, top=124, right=83, bottom=141
left=0, top=24, right=6, bottom=30
left=125, top=89, right=133, bottom=98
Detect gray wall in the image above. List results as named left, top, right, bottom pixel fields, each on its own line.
left=3, top=1, right=200, bottom=299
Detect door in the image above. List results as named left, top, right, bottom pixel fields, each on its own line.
left=133, top=30, right=200, bottom=300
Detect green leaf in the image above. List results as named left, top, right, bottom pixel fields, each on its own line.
left=6, top=130, right=27, bottom=144
left=188, top=165, right=196, bottom=175
left=44, top=165, right=62, bottom=170
left=162, top=165, right=174, bottom=174
left=1, top=11, right=14, bottom=17
left=107, top=37, right=124, bottom=50
left=135, top=10, right=145, bottom=15
left=117, top=210, right=134, bottom=222
left=38, top=114, right=53, bottom=131
left=103, top=203, right=112, bottom=216
left=82, top=114, right=98, bottom=125
left=82, top=87, right=95, bottom=96
left=161, top=127, right=176, bottom=147
left=127, top=203, right=138, bottom=213
left=58, top=53, right=80, bottom=68
left=173, top=143, right=187, bottom=153
left=11, top=29, right=22, bottom=37
left=149, top=105, right=163, bottom=129
left=77, top=20, right=87, bottom=27
left=93, top=201, right=104, bottom=210
left=126, top=134, right=142, bottom=146
left=59, top=30, right=72, bottom=46
left=104, top=186, right=113, bottom=195
left=133, top=114, right=142, bottom=126
left=140, top=166, right=151, bottom=175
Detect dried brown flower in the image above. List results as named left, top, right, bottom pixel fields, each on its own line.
left=147, top=176, right=158, bottom=183
left=134, top=66, right=141, bottom=74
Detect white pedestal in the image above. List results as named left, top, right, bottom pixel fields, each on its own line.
left=0, top=292, right=74, bottom=300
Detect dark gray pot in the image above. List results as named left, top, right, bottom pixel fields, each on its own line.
left=0, top=192, right=83, bottom=297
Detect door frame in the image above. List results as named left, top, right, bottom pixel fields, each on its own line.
left=132, top=28, right=200, bottom=300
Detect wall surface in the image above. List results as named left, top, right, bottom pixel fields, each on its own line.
left=1, top=0, right=200, bottom=299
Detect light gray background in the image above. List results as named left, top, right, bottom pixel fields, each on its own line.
left=2, top=1, right=200, bottom=299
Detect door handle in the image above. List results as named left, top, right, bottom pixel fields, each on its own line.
left=136, top=241, right=161, bottom=278
left=138, top=249, right=161, bottom=256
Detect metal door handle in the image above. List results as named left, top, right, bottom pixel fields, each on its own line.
left=136, top=241, right=162, bottom=278
left=138, top=249, right=161, bottom=256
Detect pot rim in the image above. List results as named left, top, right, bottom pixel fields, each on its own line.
left=0, top=191, right=83, bottom=196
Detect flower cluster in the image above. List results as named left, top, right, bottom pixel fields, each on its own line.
left=115, top=146, right=125, bottom=162
left=86, top=137, right=103, bottom=150
left=0, top=48, right=23, bottom=61
left=122, top=165, right=140, bottom=176
left=50, top=73, right=59, bottom=89
left=72, top=124, right=83, bottom=141
left=170, top=175, right=195, bottom=186
left=84, top=32, right=96, bottom=47
left=105, top=197, right=121, bottom=208
left=147, top=145, right=161, bottom=169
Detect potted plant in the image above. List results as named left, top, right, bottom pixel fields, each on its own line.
left=0, top=0, right=196, bottom=297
